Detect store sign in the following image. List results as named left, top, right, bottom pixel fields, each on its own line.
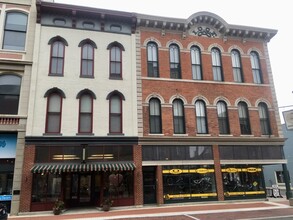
left=224, top=168, right=239, bottom=173
left=169, top=169, right=183, bottom=174
left=0, top=134, right=17, bottom=159
left=0, top=195, right=12, bottom=201
left=283, top=109, right=293, bottom=130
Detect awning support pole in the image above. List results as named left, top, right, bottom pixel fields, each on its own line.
left=282, top=163, right=292, bottom=199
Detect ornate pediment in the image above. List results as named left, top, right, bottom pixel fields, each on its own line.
left=191, top=26, right=218, bottom=38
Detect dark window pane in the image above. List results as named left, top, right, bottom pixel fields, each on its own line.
left=0, top=75, right=21, bottom=114
left=233, top=147, right=248, bottom=159
left=219, top=146, right=234, bottom=159
left=3, top=31, right=26, bottom=50
left=262, top=146, right=284, bottom=159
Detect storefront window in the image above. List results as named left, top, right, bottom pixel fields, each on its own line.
left=32, top=173, right=61, bottom=202
left=222, top=165, right=265, bottom=198
left=0, top=173, right=13, bottom=196
left=162, top=165, right=217, bottom=202
left=105, top=171, right=134, bottom=199
left=276, top=171, right=284, bottom=184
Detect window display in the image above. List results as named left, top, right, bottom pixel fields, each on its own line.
left=162, top=165, right=217, bottom=202
left=32, top=173, right=61, bottom=202
left=222, top=166, right=265, bottom=198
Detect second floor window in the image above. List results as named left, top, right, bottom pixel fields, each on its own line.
left=49, top=41, right=65, bottom=75
left=217, top=101, right=230, bottom=134
left=0, top=74, right=21, bottom=115
left=258, top=102, right=271, bottom=135
left=191, top=46, right=202, bottom=80
left=250, top=51, right=263, bottom=84
left=195, top=100, right=208, bottom=134
left=231, top=50, right=243, bottom=82
left=173, top=99, right=185, bottom=134
left=238, top=102, right=251, bottom=134
left=169, top=44, right=181, bottom=79
left=81, top=44, right=94, bottom=77
left=149, top=98, right=162, bottom=133
left=211, top=48, right=223, bottom=81
left=45, top=92, right=63, bottom=133
left=110, top=46, right=122, bottom=79
left=147, top=42, right=159, bottom=77
left=3, top=12, right=28, bottom=51
left=109, top=94, right=123, bottom=134
left=79, top=94, right=93, bottom=133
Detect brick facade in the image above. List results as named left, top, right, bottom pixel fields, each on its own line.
left=137, top=11, right=284, bottom=204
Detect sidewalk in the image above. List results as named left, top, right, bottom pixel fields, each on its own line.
left=8, top=198, right=292, bottom=220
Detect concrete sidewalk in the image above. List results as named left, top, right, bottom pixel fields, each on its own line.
left=8, top=198, right=292, bottom=220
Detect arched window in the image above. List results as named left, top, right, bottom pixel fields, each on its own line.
left=173, top=99, right=185, bottom=134
left=238, top=102, right=251, bottom=134
left=217, top=101, right=230, bottom=134
left=108, top=42, right=124, bottom=79
left=78, top=93, right=93, bottom=133
left=3, top=12, right=28, bottom=50
left=147, top=42, right=159, bottom=77
left=190, top=46, right=202, bottom=80
left=250, top=51, right=263, bottom=84
left=108, top=91, right=124, bottom=134
left=81, top=44, right=94, bottom=77
left=195, top=100, right=208, bottom=134
left=49, top=40, right=65, bottom=75
left=149, top=98, right=162, bottom=133
left=0, top=74, right=21, bottom=114
left=231, top=49, right=243, bottom=82
left=45, top=92, right=63, bottom=133
left=258, top=102, right=271, bottom=135
left=211, top=48, right=223, bottom=81
left=169, top=44, right=181, bottom=79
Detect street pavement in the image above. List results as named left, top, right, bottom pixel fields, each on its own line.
left=8, top=197, right=293, bottom=220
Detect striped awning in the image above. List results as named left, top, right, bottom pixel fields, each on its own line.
left=31, top=162, right=136, bottom=174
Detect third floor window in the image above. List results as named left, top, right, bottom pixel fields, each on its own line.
left=231, top=49, right=243, bottom=82
left=190, top=46, right=203, bottom=80
left=250, top=51, right=263, bottom=84
left=109, top=44, right=122, bottom=79
left=211, top=48, right=223, bottom=81
left=169, top=44, right=181, bottom=79
left=147, top=42, right=159, bottom=77
left=81, top=44, right=94, bottom=77
left=3, top=12, right=28, bottom=51
left=49, top=41, right=65, bottom=76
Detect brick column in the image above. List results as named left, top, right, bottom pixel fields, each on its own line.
left=156, top=165, right=164, bottom=205
left=213, top=144, right=224, bottom=201
left=19, top=144, right=35, bottom=212
left=133, top=144, right=143, bottom=206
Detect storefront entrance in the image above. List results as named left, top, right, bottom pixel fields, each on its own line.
left=64, top=173, right=101, bottom=207
left=143, top=166, right=157, bottom=204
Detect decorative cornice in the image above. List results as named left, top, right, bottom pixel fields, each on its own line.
left=36, top=0, right=137, bottom=34
left=136, top=11, right=277, bottom=42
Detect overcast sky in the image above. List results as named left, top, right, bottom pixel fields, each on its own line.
left=55, top=0, right=292, bottom=123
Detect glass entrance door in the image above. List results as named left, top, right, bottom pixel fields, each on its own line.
left=65, top=173, right=93, bottom=207
left=79, top=174, right=91, bottom=203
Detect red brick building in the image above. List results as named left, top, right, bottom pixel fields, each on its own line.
left=136, top=12, right=286, bottom=204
